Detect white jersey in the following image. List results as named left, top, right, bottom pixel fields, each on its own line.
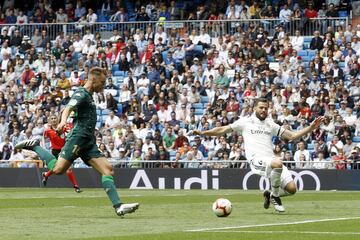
left=230, top=114, right=285, bottom=161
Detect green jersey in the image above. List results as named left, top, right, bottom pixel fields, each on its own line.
left=67, top=87, right=97, bottom=136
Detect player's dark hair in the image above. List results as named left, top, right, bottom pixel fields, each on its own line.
left=254, top=98, right=269, bottom=107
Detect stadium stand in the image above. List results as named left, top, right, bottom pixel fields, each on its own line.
left=0, top=0, right=359, bottom=170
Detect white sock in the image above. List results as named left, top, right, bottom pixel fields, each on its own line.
left=270, top=168, right=282, bottom=197
left=279, top=188, right=293, bottom=197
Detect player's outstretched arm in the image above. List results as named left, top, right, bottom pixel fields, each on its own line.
left=193, top=125, right=233, bottom=137
left=281, top=116, right=325, bottom=141
left=57, top=106, right=73, bottom=133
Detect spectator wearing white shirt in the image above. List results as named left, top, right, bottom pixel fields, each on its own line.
left=279, top=4, right=293, bottom=23
left=108, top=142, right=120, bottom=160
left=136, top=73, right=150, bottom=96
left=109, top=29, right=121, bottom=43
left=72, top=34, right=84, bottom=53
left=344, top=108, right=357, bottom=127
left=293, top=141, right=311, bottom=168
left=157, top=105, right=170, bottom=123
left=0, top=41, right=12, bottom=57
left=16, top=11, right=28, bottom=24
left=82, top=28, right=94, bottom=43
left=118, top=85, right=131, bottom=112
left=327, top=135, right=344, bottom=155
left=105, top=110, right=121, bottom=129
left=291, top=30, right=304, bottom=51
left=154, top=26, right=167, bottom=45
left=142, top=136, right=156, bottom=154
left=225, top=0, right=241, bottom=15
left=313, top=151, right=330, bottom=169
left=69, top=71, right=81, bottom=87
left=0, top=52, right=11, bottom=72
left=82, top=39, right=96, bottom=55
left=86, top=8, right=97, bottom=25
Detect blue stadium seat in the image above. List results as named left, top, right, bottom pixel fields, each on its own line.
left=303, top=36, right=312, bottom=43
left=112, top=64, right=119, bottom=72
left=64, top=71, right=71, bottom=78
left=307, top=50, right=316, bottom=59
left=353, top=137, right=360, bottom=143
left=192, top=103, right=203, bottom=109
left=101, top=109, right=110, bottom=115
left=298, top=50, right=308, bottom=57
left=301, top=56, right=310, bottom=62
left=195, top=109, right=203, bottom=115
left=303, top=42, right=310, bottom=49
left=101, top=115, right=108, bottom=122
left=96, top=121, right=102, bottom=129
left=113, top=71, right=122, bottom=76
left=307, top=144, right=314, bottom=150
left=339, top=62, right=345, bottom=68
left=201, top=96, right=209, bottom=103
left=96, top=109, right=101, bottom=115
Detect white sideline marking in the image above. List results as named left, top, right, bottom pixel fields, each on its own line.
left=205, top=230, right=360, bottom=235
left=186, top=216, right=360, bottom=232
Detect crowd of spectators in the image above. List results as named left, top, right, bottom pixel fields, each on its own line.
left=0, top=0, right=359, bottom=170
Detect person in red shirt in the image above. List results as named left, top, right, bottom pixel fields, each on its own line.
left=42, top=114, right=81, bottom=193
left=304, top=4, right=318, bottom=19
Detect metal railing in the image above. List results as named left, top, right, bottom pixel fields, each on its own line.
left=0, top=17, right=348, bottom=40
left=1, top=159, right=357, bottom=169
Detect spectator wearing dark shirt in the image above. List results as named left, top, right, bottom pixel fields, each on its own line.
left=310, top=31, right=324, bottom=51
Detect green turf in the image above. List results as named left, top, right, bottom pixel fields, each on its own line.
left=0, top=189, right=359, bottom=240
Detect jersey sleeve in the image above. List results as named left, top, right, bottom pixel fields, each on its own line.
left=44, top=128, right=49, bottom=138
left=268, top=119, right=285, bottom=137
left=229, top=118, right=246, bottom=133
left=67, top=91, right=85, bottom=110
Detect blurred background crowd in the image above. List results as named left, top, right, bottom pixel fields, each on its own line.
left=0, top=0, right=358, bottom=170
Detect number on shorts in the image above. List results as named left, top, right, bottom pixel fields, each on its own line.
left=72, top=144, right=80, bottom=156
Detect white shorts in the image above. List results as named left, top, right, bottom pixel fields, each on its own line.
left=249, top=157, right=293, bottom=189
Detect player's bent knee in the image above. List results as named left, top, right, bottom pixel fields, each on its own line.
left=285, top=182, right=297, bottom=195
left=271, top=159, right=283, bottom=169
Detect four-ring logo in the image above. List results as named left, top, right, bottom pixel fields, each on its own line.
left=242, top=170, right=321, bottom=191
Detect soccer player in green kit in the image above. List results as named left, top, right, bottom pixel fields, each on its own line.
left=15, top=67, right=139, bottom=217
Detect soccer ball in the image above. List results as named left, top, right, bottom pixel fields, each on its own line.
left=212, top=198, right=232, bottom=217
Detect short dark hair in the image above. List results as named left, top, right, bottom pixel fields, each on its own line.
left=254, top=98, right=269, bottom=107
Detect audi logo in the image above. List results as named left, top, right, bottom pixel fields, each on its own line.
left=242, top=170, right=321, bottom=191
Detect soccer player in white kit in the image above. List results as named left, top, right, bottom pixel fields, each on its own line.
left=193, top=98, right=324, bottom=212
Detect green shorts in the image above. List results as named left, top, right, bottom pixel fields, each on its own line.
left=59, top=134, right=103, bottom=165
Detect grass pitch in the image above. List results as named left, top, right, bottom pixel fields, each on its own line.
left=0, top=189, right=359, bottom=240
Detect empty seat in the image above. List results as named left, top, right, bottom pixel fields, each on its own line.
left=113, top=71, right=122, bottom=76
left=192, top=103, right=203, bottom=109
left=112, top=64, right=119, bottom=72
left=297, top=50, right=308, bottom=57
left=201, top=96, right=209, bottom=103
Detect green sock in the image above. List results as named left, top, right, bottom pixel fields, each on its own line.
left=33, top=146, right=57, bottom=170
left=102, top=175, right=121, bottom=208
